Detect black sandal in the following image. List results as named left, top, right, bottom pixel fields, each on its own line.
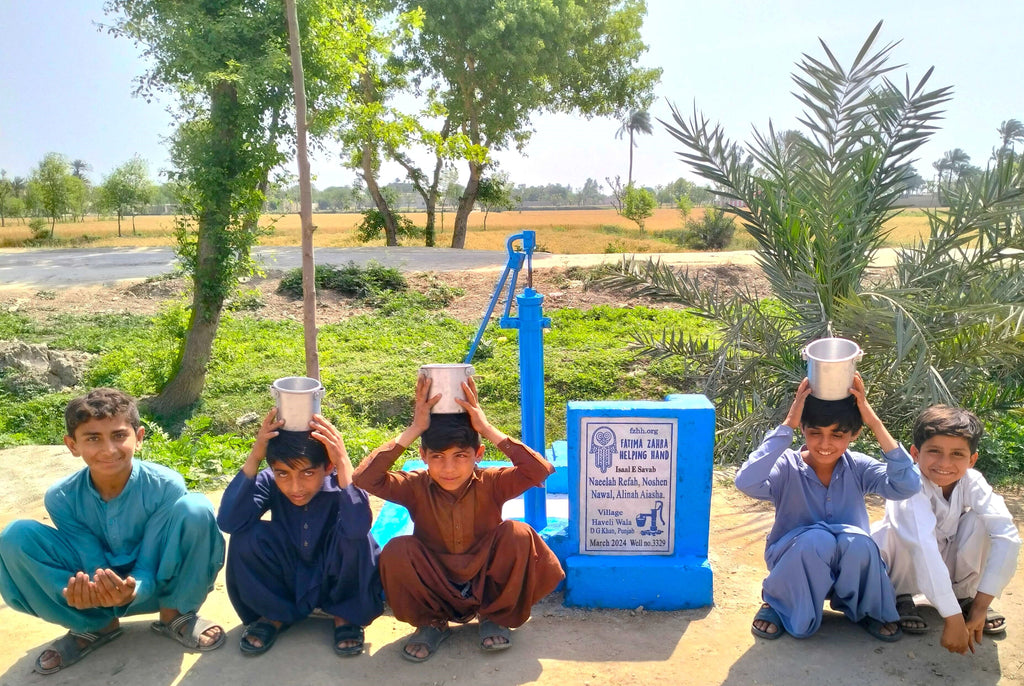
left=895, top=594, right=928, bottom=634
left=333, top=624, right=365, bottom=657
left=239, top=620, right=287, bottom=656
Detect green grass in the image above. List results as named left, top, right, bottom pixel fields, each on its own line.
left=3, top=294, right=1023, bottom=487
left=0, top=298, right=714, bottom=488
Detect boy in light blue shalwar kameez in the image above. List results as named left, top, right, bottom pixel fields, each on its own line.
left=735, top=375, right=920, bottom=642
left=0, top=388, right=225, bottom=675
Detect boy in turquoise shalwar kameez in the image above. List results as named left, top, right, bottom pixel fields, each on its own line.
left=0, top=388, right=225, bottom=675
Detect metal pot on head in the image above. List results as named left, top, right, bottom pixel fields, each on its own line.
left=802, top=338, right=863, bottom=400
left=419, top=363, right=476, bottom=413
left=270, top=376, right=325, bottom=431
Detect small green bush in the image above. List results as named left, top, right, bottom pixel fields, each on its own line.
left=277, top=262, right=407, bottom=299
left=355, top=208, right=422, bottom=243
left=226, top=288, right=265, bottom=312
left=679, top=207, right=736, bottom=250
left=28, top=218, right=49, bottom=240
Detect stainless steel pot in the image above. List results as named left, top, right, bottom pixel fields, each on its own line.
left=419, top=363, right=476, bottom=413
left=270, top=376, right=325, bottom=430
left=802, top=338, right=863, bottom=400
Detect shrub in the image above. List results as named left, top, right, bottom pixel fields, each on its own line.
left=28, top=217, right=49, bottom=240
left=680, top=207, right=736, bottom=250
left=622, top=184, right=657, bottom=233
left=355, top=208, right=422, bottom=243
left=277, top=262, right=407, bottom=299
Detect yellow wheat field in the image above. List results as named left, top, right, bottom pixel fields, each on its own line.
left=0, top=208, right=933, bottom=253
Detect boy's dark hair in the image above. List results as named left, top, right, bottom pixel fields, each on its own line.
left=65, top=388, right=141, bottom=436
left=421, top=413, right=480, bottom=452
left=913, top=405, right=983, bottom=453
left=266, top=430, right=329, bottom=469
left=800, top=395, right=863, bottom=434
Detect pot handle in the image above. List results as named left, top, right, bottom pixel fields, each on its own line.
left=800, top=346, right=809, bottom=361
left=464, top=364, right=476, bottom=377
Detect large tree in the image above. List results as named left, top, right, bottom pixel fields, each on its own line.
left=105, top=0, right=372, bottom=415
left=384, top=0, right=660, bottom=248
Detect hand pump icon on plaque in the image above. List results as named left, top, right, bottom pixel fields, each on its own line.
left=636, top=500, right=666, bottom=536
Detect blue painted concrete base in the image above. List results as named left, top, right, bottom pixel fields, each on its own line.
left=564, top=554, right=713, bottom=610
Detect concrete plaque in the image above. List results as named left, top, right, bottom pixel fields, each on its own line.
left=579, top=417, right=676, bottom=554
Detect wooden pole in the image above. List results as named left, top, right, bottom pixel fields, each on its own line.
left=284, top=0, right=320, bottom=379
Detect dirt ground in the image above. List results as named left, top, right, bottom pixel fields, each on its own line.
left=1, top=264, right=1022, bottom=685
left=0, top=261, right=773, bottom=325
left=1, top=446, right=1022, bottom=686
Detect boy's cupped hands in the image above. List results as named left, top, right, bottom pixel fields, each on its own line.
left=63, top=568, right=137, bottom=609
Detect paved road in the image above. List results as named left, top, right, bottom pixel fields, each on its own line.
left=0, top=246, right=771, bottom=288
left=0, top=245, right=902, bottom=288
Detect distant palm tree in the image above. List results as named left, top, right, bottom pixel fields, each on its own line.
left=944, top=148, right=972, bottom=186
left=11, top=176, right=26, bottom=197
left=996, top=118, right=1024, bottom=159
left=934, top=148, right=972, bottom=205
left=615, top=110, right=653, bottom=186
left=71, top=159, right=91, bottom=181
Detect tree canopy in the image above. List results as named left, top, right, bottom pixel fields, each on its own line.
left=383, top=0, right=661, bottom=247
left=104, top=0, right=374, bottom=414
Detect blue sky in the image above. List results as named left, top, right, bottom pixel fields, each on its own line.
left=2, top=1, right=1023, bottom=192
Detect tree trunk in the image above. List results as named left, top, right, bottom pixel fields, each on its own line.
left=148, top=80, right=242, bottom=416
left=285, top=0, right=320, bottom=380
left=451, top=161, right=482, bottom=249
left=116, top=211, right=122, bottom=237
left=627, top=129, right=635, bottom=186
left=424, top=195, right=437, bottom=247
left=146, top=217, right=225, bottom=416
left=361, top=145, right=399, bottom=246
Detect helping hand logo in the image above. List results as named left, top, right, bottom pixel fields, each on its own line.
left=589, top=426, right=617, bottom=474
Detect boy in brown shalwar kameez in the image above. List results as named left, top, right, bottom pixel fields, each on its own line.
left=352, top=374, right=564, bottom=662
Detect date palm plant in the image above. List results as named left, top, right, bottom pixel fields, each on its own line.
left=601, top=23, right=1024, bottom=461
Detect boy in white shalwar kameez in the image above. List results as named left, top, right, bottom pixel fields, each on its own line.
left=872, top=405, right=1021, bottom=655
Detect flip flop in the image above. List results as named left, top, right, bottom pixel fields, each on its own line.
left=478, top=619, right=512, bottom=652
left=751, top=603, right=785, bottom=639
left=858, top=616, right=902, bottom=642
left=959, top=597, right=1007, bottom=635
left=150, top=611, right=225, bottom=651
left=401, top=626, right=451, bottom=663
left=34, top=628, right=124, bottom=675
left=239, top=620, right=287, bottom=656
left=333, top=624, right=365, bottom=657
left=895, top=594, right=928, bottom=634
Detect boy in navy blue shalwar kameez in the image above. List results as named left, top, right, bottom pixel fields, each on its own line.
left=735, top=375, right=920, bottom=642
left=217, top=410, right=383, bottom=656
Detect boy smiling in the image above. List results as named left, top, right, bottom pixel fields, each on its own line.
left=0, top=388, right=225, bottom=675
left=872, top=405, right=1021, bottom=654
left=736, top=375, right=920, bottom=642
left=353, top=374, right=564, bottom=662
